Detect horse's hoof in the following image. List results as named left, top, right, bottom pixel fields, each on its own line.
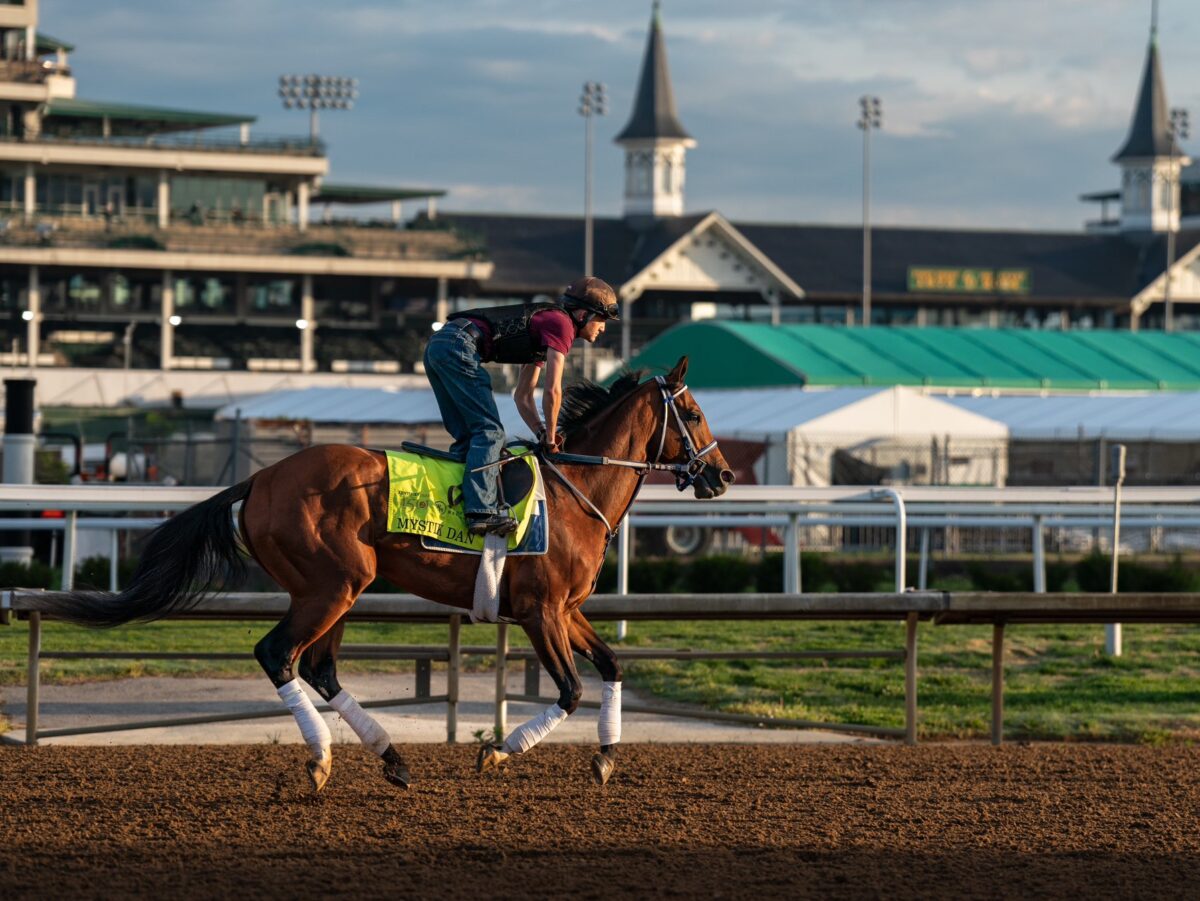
left=382, top=746, right=411, bottom=789
left=475, top=743, right=509, bottom=774
left=307, top=752, right=332, bottom=793
left=591, top=752, right=615, bottom=786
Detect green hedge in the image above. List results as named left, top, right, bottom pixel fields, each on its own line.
left=2, top=552, right=1196, bottom=597
left=594, top=552, right=1200, bottom=595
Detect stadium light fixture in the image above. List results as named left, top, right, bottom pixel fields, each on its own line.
left=168, top=314, right=182, bottom=327
left=857, top=95, right=882, bottom=328
left=1165, top=107, right=1190, bottom=333
left=295, top=319, right=309, bottom=330
left=278, top=74, right=359, bottom=143
left=21, top=310, right=33, bottom=321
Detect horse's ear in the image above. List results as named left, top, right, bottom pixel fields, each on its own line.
left=666, top=356, right=689, bottom=387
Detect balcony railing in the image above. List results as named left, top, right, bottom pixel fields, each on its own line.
left=0, top=131, right=324, bottom=157
left=0, top=211, right=481, bottom=262
left=0, top=58, right=69, bottom=83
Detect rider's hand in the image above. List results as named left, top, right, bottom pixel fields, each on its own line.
left=538, top=428, right=562, bottom=454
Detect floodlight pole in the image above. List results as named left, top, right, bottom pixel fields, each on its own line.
left=1164, top=108, right=1189, bottom=333
left=579, top=82, right=606, bottom=278
left=857, top=96, right=882, bottom=328
left=579, top=82, right=606, bottom=380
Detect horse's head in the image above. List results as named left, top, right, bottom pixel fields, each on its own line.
left=654, top=356, right=735, bottom=499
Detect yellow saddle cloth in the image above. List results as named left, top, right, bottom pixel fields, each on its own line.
left=385, top=448, right=539, bottom=551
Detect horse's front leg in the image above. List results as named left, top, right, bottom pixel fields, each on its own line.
left=476, top=608, right=581, bottom=773
left=568, top=609, right=622, bottom=786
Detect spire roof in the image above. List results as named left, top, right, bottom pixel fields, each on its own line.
left=615, top=2, right=691, bottom=143
left=1112, top=32, right=1172, bottom=161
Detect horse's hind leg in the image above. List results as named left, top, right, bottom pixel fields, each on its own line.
left=569, top=610, right=623, bottom=786
left=254, top=592, right=361, bottom=792
left=300, top=617, right=412, bottom=789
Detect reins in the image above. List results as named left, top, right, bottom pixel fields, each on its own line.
left=537, top=376, right=720, bottom=538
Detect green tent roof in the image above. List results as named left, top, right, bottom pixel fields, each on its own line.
left=43, top=98, right=254, bottom=136
left=312, top=183, right=446, bottom=204
left=36, top=32, right=75, bottom=54
left=628, top=322, right=1200, bottom=391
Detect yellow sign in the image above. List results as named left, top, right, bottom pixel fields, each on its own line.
left=907, top=267, right=1031, bottom=295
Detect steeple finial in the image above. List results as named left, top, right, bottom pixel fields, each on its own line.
left=1151, top=0, right=1159, bottom=41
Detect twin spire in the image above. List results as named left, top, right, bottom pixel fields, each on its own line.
left=615, top=2, right=695, bottom=223
left=615, top=1, right=691, bottom=143
left=1109, top=0, right=1189, bottom=233
left=1112, top=0, right=1173, bottom=162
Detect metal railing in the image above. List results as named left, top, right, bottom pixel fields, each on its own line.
left=0, top=131, right=325, bottom=156
left=7, top=588, right=1200, bottom=748
left=2, top=589, right=925, bottom=746
left=2, top=483, right=1200, bottom=603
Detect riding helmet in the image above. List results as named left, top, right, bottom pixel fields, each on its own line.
left=561, top=276, right=620, bottom=320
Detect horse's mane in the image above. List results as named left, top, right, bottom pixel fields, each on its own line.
left=558, top=369, right=647, bottom=436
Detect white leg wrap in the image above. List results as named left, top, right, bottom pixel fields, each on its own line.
left=277, top=679, right=331, bottom=760
left=598, top=681, right=622, bottom=746
left=501, top=702, right=570, bottom=755
left=329, top=689, right=392, bottom=757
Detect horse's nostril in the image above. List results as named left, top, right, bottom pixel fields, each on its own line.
left=720, top=469, right=736, bottom=484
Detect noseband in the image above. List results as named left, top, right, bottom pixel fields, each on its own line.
left=538, top=377, right=721, bottom=536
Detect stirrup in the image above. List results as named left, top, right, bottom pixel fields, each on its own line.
left=467, top=513, right=517, bottom=537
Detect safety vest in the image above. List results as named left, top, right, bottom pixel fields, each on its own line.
left=455, top=301, right=572, bottom=364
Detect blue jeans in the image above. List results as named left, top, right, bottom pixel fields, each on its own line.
left=423, top=321, right=506, bottom=516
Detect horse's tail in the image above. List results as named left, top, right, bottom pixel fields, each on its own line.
left=29, top=477, right=256, bottom=628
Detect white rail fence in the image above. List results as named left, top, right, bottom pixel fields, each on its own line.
left=3, top=483, right=1200, bottom=596
left=3, top=484, right=1200, bottom=748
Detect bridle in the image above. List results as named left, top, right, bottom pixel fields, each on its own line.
left=650, top=376, right=721, bottom=492
left=538, top=376, right=721, bottom=536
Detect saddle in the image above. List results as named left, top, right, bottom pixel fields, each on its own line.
left=399, top=441, right=535, bottom=510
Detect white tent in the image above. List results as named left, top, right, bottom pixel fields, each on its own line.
left=693, top=385, right=1009, bottom=486
left=210, top=384, right=1010, bottom=487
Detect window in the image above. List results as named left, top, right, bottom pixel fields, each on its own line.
left=68, top=274, right=102, bottom=311
left=200, top=278, right=231, bottom=310
left=110, top=274, right=131, bottom=308
left=174, top=275, right=234, bottom=313
left=249, top=278, right=296, bottom=313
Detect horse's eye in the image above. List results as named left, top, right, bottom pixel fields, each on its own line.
left=685, top=411, right=701, bottom=424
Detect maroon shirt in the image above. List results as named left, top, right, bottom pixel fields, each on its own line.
left=466, top=309, right=576, bottom=366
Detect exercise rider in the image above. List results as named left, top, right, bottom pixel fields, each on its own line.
left=423, top=277, right=620, bottom=536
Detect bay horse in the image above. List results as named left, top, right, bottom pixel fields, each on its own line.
left=35, top=357, right=733, bottom=790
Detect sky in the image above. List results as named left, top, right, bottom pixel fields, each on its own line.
left=39, top=0, right=1200, bottom=231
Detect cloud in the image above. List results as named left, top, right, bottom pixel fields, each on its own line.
left=37, top=0, right=1200, bottom=230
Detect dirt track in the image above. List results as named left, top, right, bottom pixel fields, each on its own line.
left=2, top=743, right=1199, bottom=899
